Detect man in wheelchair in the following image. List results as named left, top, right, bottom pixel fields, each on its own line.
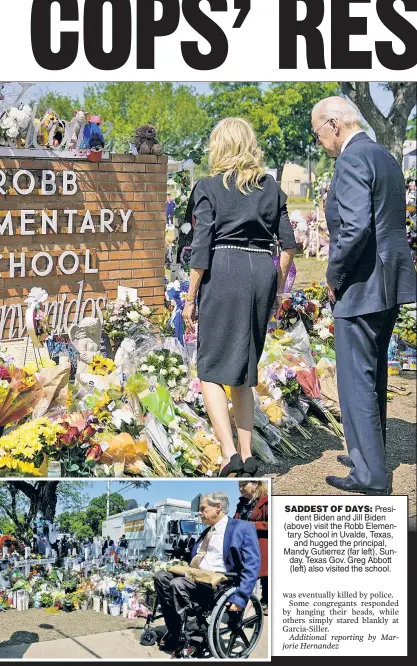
left=152, top=492, right=262, bottom=658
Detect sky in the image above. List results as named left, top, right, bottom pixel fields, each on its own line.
left=56, top=479, right=247, bottom=517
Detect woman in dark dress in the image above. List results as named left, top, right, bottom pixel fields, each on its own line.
left=235, top=481, right=269, bottom=614
left=183, top=118, right=297, bottom=477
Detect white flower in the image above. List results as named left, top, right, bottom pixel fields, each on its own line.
left=160, top=368, right=168, bottom=376
left=216, top=456, right=223, bottom=466
left=171, top=368, right=179, bottom=376
left=322, top=317, right=333, bottom=327
left=127, top=311, right=140, bottom=323
left=112, top=409, right=134, bottom=429
left=156, top=355, right=165, bottom=362
left=319, top=328, right=332, bottom=340
left=173, top=280, right=181, bottom=291
left=191, top=459, right=200, bottom=467
left=24, top=287, right=48, bottom=308
left=178, top=365, right=187, bottom=374
left=148, top=365, right=155, bottom=373
left=170, top=358, right=178, bottom=365
left=140, top=306, right=151, bottom=317
left=140, top=364, right=149, bottom=372
left=6, top=126, right=19, bottom=138
left=168, top=379, right=177, bottom=388
left=180, top=378, right=188, bottom=386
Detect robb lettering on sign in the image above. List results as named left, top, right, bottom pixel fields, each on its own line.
left=0, top=169, right=133, bottom=278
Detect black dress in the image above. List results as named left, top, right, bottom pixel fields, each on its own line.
left=190, top=174, right=296, bottom=387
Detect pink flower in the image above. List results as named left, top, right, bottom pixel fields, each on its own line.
left=190, top=378, right=202, bottom=394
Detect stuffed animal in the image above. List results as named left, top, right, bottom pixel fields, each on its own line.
left=70, top=109, right=87, bottom=149
left=82, top=115, right=105, bottom=152
left=37, top=110, right=64, bottom=147
left=134, top=124, right=162, bottom=155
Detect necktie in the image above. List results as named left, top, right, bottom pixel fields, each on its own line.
left=189, top=527, right=214, bottom=569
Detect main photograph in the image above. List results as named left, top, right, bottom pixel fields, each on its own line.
left=0, top=478, right=269, bottom=660
left=0, top=82, right=415, bottom=502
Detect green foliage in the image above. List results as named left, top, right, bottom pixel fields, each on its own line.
left=32, top=90, right=81, bottom=121
left=203, top=82, right=340, bottom=174
left=57, top=492, right=128, bottom=538
left=83, top=82, right=209, bottom=155
left=407, top=115, right=416, bottom=140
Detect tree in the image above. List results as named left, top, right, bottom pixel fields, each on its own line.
left=203, top=82, right=340, bottom=181
left=0, top=481, right=88, bottom=542
left=341, top=82, right=417, bottom=165
left=31, top=89, right=82, bottom=121
left=83, top=82, right=209, bottom=155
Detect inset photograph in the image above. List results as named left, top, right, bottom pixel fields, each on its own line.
left=0, top=479, right=269, bottom=660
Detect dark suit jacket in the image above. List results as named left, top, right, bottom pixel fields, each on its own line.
left=191, top=516, right=261, bottom=608
left=325, top=132, right=416, bottom=318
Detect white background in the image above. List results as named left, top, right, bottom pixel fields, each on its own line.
left=272, top=495, right=408, bottom=656
left=4, top=0, right=417, bottom=80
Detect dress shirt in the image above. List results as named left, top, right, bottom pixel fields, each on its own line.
left=196, top=514, right=228, bottom=572
left=341, top=130, right=364, bottom=153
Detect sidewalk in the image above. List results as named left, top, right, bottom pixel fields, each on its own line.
left=0, top=624, right=269, bottom=660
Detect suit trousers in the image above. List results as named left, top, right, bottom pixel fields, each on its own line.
left=334, top=305, right=400, bottom=490
left=154, top=571, right=214, bottom=638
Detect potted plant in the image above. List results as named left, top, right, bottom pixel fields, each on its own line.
left=63, top=594, right=74, bottom=612
left=78, top=592, right=89, bottom=611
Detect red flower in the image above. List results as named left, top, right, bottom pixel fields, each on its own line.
left=305, top=301, right=316, bottom=314
left=0, top=366, right=11, bottom=381
left=282, top=300, right=292, bottom=311
left=82, top=425, right=96, bottom=440
left=86, top=443, right=102, bottom=462
left=329, top=325, right=334, bottom=334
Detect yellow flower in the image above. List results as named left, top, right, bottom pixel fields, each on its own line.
left=0, top=456, right=42, bottom=476
left=0, top=417, right=64, bottom=462
left=23, top=359, right=56, bottom=375
left=88, top=355, right=116, bottom=376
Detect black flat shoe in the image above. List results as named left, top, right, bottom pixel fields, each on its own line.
left=337, top=454, right=353, bottom=468
left=240, top=457, right=259, bottom=477
left=326, top=475, right=389, bottom=495
left=219, top=454, right=244, bottom=477
left=159, top=632, right=178, bottom=650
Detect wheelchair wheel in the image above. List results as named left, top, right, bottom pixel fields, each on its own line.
left=140, top=629, right=157, bottom=646
left=207, top=586, right=264, bottom=659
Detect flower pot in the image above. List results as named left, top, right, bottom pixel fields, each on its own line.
left=63, top=601, right=73, bottom=613
left=81, top=601, right=88, bottom=611
left=109, top=603, right=121, bottom=617
left=102, top=599, right=108, bottom=614
left=93, top=596, right=101, bottom=612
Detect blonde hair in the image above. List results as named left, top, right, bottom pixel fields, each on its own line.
left=209, top=117, right=265, bottom=195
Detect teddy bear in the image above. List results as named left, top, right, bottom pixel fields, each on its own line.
left=134, top=124, right=162, bottom=155
left=36, top=110, right=64, bottom=147
left=70, top=109, right=87, bottom=149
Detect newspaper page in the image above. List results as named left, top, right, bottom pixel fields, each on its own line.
left=0, top=0, right=416, bottom=663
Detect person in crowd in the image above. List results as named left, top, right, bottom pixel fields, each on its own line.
left=154, top=492, right=260, bottom=657
left=312, top=96, right=416, bottom=495
left=102, top=535, right=114, bottom=555
left=119, top=534, right=128, bottom=550
left=170, top=534, right=181, bottom=560
left=166, top=193, right=176, bottom=227
left=182, top=117, right=297, bottom=477
left=235, top=481, right=269, bottom=615
left=60, top=536, right=69, bottom=557
left=178, top=533, right=196, bottom=564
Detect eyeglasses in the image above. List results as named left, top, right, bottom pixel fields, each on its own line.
left=312, top=119, right=331, bottom=144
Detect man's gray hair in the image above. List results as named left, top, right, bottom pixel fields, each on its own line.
left=312, top=96, right=361, bottom=128
left=202, top=492, right=229, bottom=514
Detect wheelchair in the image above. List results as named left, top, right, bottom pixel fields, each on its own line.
left=140, top=572, right=264, bottom=659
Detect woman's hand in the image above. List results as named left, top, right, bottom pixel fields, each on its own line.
left=183, top=301, right=197, bottom=332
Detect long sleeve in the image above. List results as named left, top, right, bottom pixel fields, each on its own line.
left=276, top=186, right=297, bottom=250
left=229, top=522, right=261, bottom=608
left=326, top=152, right=373, bottom=290
left=190, top=179, right=216, bottom=270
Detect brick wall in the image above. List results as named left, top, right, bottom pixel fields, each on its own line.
left=0, top=154, right=167, bottom=334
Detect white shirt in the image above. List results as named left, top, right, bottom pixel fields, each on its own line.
left=196, top=514, right=228, bottom=573
left=341, top=130, right=363, bottom=153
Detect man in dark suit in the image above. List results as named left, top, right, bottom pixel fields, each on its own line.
left=312, top=96, right=416, bottom=496
left=154, top=491, right=261, bottom=655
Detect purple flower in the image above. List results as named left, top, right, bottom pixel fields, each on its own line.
left=286, top=368, right=296, bottom=380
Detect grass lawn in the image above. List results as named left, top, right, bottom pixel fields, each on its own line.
left=292, top=254, right=327, bottom=289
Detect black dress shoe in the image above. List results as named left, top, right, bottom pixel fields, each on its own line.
left=219, top=453, right=244, bottom=477
left=326, top=475, right=389, bottom=495
left=159, top=632, right=178, bottom=650
left=337, top=454, right=353, bottom=468
left=240, top=456, right=259, bottom=478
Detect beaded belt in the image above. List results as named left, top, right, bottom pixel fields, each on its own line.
left=214, top=244, right=272, bottom=256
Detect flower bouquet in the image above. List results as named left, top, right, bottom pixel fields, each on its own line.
left=139, top=348, right=188, bottom=389
left=277, top=291, right=317, bottom=333
left=0, top=367, right=45, bottom=429
left=103, top=297, right=155, bottom=352
left=0, top=417, right=64, bottom=470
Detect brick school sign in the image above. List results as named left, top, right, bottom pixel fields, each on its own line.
left=0, top=153, right=167, bottom=339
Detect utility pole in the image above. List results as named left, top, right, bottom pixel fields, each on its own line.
left=106, top=481, right=110, bottom=519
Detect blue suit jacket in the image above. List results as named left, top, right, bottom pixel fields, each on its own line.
left=191, top=517, right=261, bottom=608
left=325, top=132, right=416, bottom=318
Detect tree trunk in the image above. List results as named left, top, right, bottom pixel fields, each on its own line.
left=4, top=481, right=59, bottom=541
left=341, top=82, right=417, bottom=166
left=274, top=165, right=284, bottom=185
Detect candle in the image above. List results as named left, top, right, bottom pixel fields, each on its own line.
left=24, top=547, right=31, bottom=559
left=2, top=547, right=8, bottom=557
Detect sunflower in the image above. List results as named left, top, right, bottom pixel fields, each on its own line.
left=0, top=456, right=42, bottom=476
left=88, top=355, right=117, bottom=376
